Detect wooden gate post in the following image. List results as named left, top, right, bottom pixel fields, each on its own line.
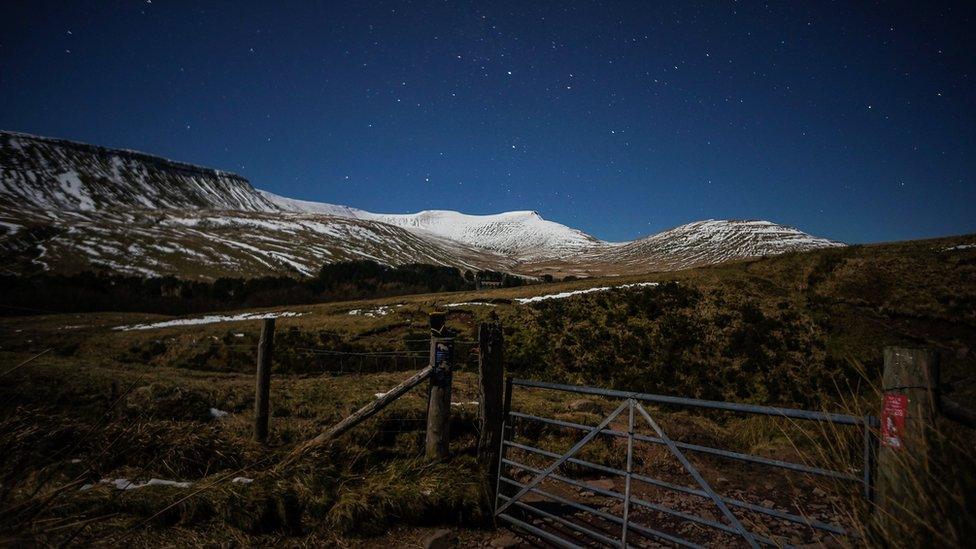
left=477, top=321, right=505, bottom=486
left=875, top=347, right=939, bottom=538
left=426, top=312, right=453, bottom=460
left=254, top=318, right=275, bottom=444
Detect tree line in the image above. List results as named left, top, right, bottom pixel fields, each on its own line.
left=0, top=261, right=527, bottom=316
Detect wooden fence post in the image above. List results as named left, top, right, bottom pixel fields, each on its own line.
left=477, top=322, right=505, bottom=487
left=426, top=312, right=453, bottom=460
left=875, top=346, right=939, bottom=538
left=254, top=318, right=275, bottom=444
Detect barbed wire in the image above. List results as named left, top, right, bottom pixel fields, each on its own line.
left=139, top=343, right=421, bottom=377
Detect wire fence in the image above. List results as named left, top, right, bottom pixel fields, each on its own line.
left=177, top=336, right=481, bottom=376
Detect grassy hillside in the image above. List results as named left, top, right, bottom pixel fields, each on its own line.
left=501, top=235, right=976, bottom=407
left=0, top=233, right=973, bottom=545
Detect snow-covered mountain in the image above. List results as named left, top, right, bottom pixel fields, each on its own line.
left=0, top=130, right=843, bottom=279
left=364, top=210, right=600, bottom=258
left=1, top=131, right=278, bottom=212
left=585, top=219, right=843, bottom=272
left=259, top=190, right=598, bottom=258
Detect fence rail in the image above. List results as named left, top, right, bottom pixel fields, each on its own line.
left=512, top=378, right=872, bottom=425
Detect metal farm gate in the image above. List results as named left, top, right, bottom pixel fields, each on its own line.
left=494, top=379, right=878, bottom=548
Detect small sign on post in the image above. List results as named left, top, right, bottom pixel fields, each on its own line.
left=433, top=341, right=452, bottom=385
left=880, top=393, right=908, bottom=450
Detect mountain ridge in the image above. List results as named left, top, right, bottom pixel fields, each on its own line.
left=0, top=130, right=844, bottom=279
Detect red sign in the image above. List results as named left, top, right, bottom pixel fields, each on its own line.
left=881, top=393, right=909, bottom=449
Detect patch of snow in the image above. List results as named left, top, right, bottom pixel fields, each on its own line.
left=81, top=478, right=192, bottom=491
left=445, top=302, right=497, bottom=307
left=945, top=244, right=975, bottom=251
left=515, top=282, right=659, bottom=304
left=348, top=306, right=392, bottom=317
left=209, top=408, right=229, bottom=419
left=114, top=311, right=302, bottom=331
left=232, top=477, right=254, bottom=484
left=56, top=171, right=95, bottom=210
left=451, top=401, right=480, bottom=406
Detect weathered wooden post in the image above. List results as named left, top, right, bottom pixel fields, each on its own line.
left=875, top=346, right=939, bottom=538
left=425, top=311, right=453, bottom=460
left=254, top=318, right=275, bottom=444
left=477, top=321, right=505, bottom=487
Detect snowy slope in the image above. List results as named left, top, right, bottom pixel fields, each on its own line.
left=0, top=131, right=277, bottom=212
left=257, top=190, right=370, bottom=218
left=583, top=219, right=843, bottom=272
left=260, top=190, right=599, bottom=258
left=0, top=207, right=514, bottom=279
left=362, top=209, right=600, bottom=258
left=0, top=130, right=844, bottom=279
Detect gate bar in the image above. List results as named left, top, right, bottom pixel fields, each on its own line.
left=637, top=402, right=759, bottom=549
left=499, top=476, right=622, bottom=527
left=620, top=399, right=635, bottom=547
left=512, top=379, right=866, bottom=425
left=505, top=439, right=853, bottom=536
left=499, top=477, right=704, bottom=549
left=503, top=458, right=787, bottom=547
left=496, top=512, right=581, bottom=549
left=495, top=400, right=628, bottom=516
left=510, top=411, right=860, bottom=482
left=497, top=493, right=622, bottom=547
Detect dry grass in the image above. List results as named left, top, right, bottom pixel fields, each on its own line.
left=0, top=233, right=973, bottom=545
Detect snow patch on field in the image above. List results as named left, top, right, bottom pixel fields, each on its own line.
left=81, top=478, right=192, bottom=491
left=515, top=282, right=659, bottom=304
left=348, top=306, right=392, bottom=317
left=944, top=244, right=975, bottom=251
left=114, top=311, right=302, bottom=331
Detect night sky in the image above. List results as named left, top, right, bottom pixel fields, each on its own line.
left=1, top=1, right=973, bottom=243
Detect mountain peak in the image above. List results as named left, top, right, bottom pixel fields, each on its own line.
left=0, top=130, right=843, bottom=279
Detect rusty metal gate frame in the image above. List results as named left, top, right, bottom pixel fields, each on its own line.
left=494, top=378, right=879, bottom=548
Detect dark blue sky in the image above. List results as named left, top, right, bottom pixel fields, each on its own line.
left=1, top=1, right=973, bottom=243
